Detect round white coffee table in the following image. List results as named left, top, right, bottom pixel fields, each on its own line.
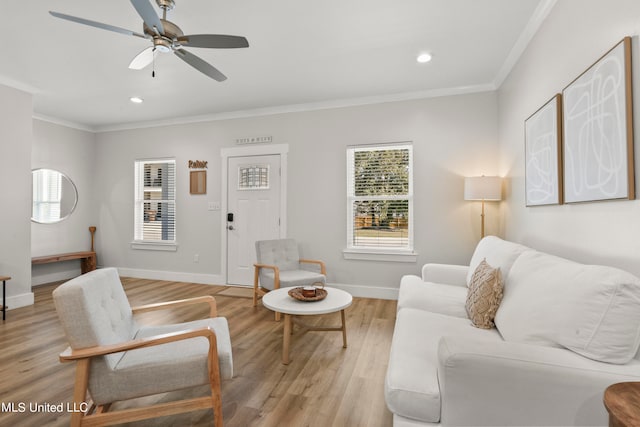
left=262, top=286, right=353, bottom=364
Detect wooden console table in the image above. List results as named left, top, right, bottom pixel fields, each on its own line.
left=1, top=276, right=9, bottom=320
left=604, top=382, right=640, bottom=427
left=32, top=251, right=97, bottom=274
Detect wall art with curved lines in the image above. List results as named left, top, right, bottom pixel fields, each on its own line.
left=562, top=37, right=634, bottom=203
left=525, top=94, right=563, bottom=206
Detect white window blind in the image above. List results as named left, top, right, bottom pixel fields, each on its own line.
left=134, top=159, right=176, bottom=243
left=32, top=169, right=62, bottom=223
left=347, top=144, right=413, bottom=250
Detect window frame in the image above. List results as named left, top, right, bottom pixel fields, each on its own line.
left=131, top=158, right=178, bottom=252
left=344, top=143, right=416, bottom=262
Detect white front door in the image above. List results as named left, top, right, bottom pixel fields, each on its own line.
left=227, top=154, right=281, bottom=285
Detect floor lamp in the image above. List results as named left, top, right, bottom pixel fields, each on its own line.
left=464, top=176, right=502, bottom=238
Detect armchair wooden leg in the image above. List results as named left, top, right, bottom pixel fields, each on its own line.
left=253, top=267, right=259, bottom=308
left=207, top=335, right=224, bottom=427
left=96, top=403, right=111, bottom=414
left=212, top=388, right=223, bottom=427
left=71, top=358, right=90, bottom=427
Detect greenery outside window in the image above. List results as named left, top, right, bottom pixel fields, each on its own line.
left=345, top=143, right=415, bottom=261
left=133, top=159, right=177, bottom=250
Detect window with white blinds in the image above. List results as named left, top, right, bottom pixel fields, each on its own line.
left=347, top=144, right=413, bottom=251
left=134, top=159, right=176, bottom=244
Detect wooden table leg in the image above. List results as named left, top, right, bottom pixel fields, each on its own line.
left=2, top=278, right=5, bottom=321
left=283, top=314, right=292, bottom=364
left=341, top=309, right=347, bottom=348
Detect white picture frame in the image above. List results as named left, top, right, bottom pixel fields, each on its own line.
left=525, top=94, right=563, bottom=206
left=562, top=37, right=635, bottom=203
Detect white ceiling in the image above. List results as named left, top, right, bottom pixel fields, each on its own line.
left=1, top=0, right=552, bottom=132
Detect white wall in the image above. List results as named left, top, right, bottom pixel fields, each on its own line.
left=25, top=0, right=640, bottom=298
left=31, top=119, right=97, bottom=285
left=0, top=84, right=33, bottom=309
left=498, top=0, right=640, bottom=276
left=95, top=92, right=499, bottom=295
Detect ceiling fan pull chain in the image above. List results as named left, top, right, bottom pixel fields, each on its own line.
left=152, top=47, right=156, bottom=78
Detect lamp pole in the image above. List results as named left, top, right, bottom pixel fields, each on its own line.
left=480, top=199, right=485, bottom=238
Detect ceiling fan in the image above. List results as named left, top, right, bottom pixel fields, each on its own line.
left=49, top=0, right=249, bottom=81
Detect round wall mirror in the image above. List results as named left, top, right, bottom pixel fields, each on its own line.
left=31, top=169, right=78, bottom=224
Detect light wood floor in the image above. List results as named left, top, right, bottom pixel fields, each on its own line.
left=0, top=278, right=396, bottom=427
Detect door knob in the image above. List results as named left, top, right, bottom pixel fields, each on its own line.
left=228, top=225, right=234, bottom=230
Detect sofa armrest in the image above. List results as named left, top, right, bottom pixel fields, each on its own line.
left=421, top=263, right=468, bottom=287
left=437, top=336, right=640, bottom=426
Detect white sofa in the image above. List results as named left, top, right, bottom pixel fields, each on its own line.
left=385, top=236, right=640, bottom=426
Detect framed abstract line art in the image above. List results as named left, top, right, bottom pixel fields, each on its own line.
left=525, top=94, right=563, bottom=206
left=562, top=37, right=635, bottom=203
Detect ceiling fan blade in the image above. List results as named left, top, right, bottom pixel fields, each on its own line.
left=49, top=11, right=147, bottom=39
left=174, top=49, right=227, bottom=82
left=130, top=0, right=164, bottom=34
left=177, top=34, right=249, bottom=49
left=129, top=47, right=156, bottom=70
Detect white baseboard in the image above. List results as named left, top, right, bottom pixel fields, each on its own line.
left=32, top=269, right=80, bottom=286
left=110, top=268, right=399, bottom=300
left=327, top=282, right=399, bottom=300
left=116, top=267, right=225, bottom=286
left=4, top=292, right=35, bottom=311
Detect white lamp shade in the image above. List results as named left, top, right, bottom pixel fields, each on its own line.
left=464, top=176, right=502, bottom=201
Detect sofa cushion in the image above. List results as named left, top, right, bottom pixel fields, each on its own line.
left=495, top=250, right=640, bottom=364
left=398, top=275, right=468, bottom=317
left=87, top=317, right=234, bottom=405
left=465, top=259, right=503, bottom=329
left=466, top=236, right=529, bottom=286
left=385, top=308, right=502, bottom=423
left=134, top=318, right=234, bottom=380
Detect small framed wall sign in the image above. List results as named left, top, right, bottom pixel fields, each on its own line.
left=188, top=160, right=208, bottom=195
left=525, top=94, right=563, bottom=206
left=190, top=170, right=206, bottom=194
left=562, top=37, right=635, bottom=203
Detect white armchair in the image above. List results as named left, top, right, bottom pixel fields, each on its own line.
left=253, top=238, right=326, bottom=320
left=53, top=268, right=233, bottom=426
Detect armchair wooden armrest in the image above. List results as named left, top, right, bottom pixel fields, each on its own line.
left=299, top=258, right=326, bottom=275
left=253, top=263, right=281, bottom=290
left=253, top=263, right=281, bottom=320
left=59, top=327, right=218, bottom=362
left=132, top=295, right=218, bottom=317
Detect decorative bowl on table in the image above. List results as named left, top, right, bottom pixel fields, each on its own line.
left=288, top=283, right=327, bottom=302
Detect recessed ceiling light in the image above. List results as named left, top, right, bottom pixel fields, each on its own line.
left=417, top=53, right=432, bottom=63
left=130, top=96, right=144, bottom=104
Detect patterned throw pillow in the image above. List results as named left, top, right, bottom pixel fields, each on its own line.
left=465, top=259, right=503, bottom=329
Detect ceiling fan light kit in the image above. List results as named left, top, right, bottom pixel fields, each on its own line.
left=49, top=0, right=248, bottom=81
left=417, top=53, right=432, bottom=63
